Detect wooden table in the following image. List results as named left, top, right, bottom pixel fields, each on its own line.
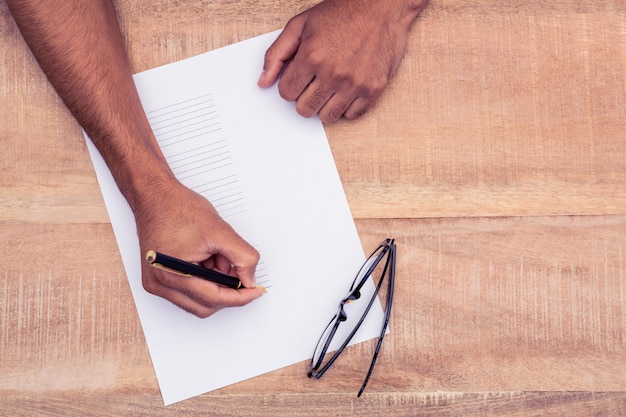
left=3, top=1, right=626, bottom=415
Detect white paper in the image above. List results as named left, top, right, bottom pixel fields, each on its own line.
left=84, top=30, right=384, bottom=405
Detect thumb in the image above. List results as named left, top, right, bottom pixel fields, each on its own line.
left=258, top=15, right=306, bottom=87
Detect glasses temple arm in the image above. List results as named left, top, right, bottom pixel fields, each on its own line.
left=357, top=245, right=396, bottom=396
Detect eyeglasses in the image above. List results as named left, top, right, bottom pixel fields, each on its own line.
left=308, top=238, right=396, bottom=396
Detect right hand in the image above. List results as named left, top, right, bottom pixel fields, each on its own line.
left=133, top=178, right=264, bottom=318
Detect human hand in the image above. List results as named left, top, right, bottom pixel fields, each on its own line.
left=258, top=0, right=426, bottom=123
left=133, top=178, right=264, bottom=318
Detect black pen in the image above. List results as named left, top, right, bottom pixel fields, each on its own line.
left=146, top=250, right=245, bottom=289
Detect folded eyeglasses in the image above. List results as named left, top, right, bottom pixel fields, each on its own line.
left=308, top=238, right=396, bottom=396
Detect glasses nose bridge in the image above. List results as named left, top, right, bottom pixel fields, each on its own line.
left=337, top=305, right=348, bottom=322
left=337, top=290, right=355, bottom=321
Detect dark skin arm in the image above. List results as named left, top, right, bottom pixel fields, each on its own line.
left=7, top=0, right=264, bottom=318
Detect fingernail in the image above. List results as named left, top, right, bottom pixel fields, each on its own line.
left=256, top=285, right=267, bottom=294
left=257, top=70, right=266, bottom=86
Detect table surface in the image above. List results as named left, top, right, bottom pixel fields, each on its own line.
left=3, top=1, right=626, bottom=415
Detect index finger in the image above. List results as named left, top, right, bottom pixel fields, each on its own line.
left=152, top=269, right=264, bottom=314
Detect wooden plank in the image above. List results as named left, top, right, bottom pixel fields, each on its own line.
left=2, top=2, right=626, bottom=221
left=2, top=391, right=626, bottom=417
left=2, top=217, right=626, bottom=408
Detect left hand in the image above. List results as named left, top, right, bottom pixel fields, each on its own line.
left=258, top=0, right=426, bottom=123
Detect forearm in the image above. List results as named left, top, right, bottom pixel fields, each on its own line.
left=7, top=0, right=174, bottom=211
left=8, top=0, right=263, bottom=316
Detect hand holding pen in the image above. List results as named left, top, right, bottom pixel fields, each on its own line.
left=143, top=247, right=266, bottom=317
left=133, top=179, right=264, bottom=318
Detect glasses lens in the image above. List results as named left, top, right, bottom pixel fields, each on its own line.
left=310, top=313, right=340, bottom=373
left=346, top=243, right=388, bottom=300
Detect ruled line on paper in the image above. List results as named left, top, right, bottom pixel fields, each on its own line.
left=148, top=96, right=221, bottom=148
left=253, top=256, right=271, bottom=289
left=144, top=93, right=269, bottom=283
left=145, top=93, right=247, bottom=220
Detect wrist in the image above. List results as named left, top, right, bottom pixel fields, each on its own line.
left=122, top=159, right=179, bottom=215
left=102, top=131, right=178, bottom=214
left=395, top=0, right=427, bottom=28
left=352, top=0, right=427, bottom=29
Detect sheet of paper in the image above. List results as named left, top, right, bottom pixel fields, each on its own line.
left=84, top=30, right=385, bottom=405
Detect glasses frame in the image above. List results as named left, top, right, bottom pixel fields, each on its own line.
left=308, top=238, right=396, bottom=397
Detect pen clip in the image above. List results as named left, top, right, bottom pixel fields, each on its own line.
left=146, top=250, right=195, bottom=278
left=150, top=261, right=194, bottom=279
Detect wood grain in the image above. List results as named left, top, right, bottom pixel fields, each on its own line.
left=3, top=392, right=626, bottom=417
left=2, top=218, right=626, bottom=414
left=2, top=0, right=626, bottom=415
left=329, top=5, right=626, bottom=218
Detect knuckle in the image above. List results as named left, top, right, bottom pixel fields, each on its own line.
left=179, top=302, right=215, bottom=319
left=360, top=76, right=387, bottom=99
left=303, top=48, right=326, bottom=68
left=345, top=100, right=371, bottom=120
left=295, top=101, right=316, bottom=118
left=309, top=91, right=326, bottom=109
left=278, top=77, right=298, bottom=102
left=296, top=88, right=327, bottom=117
left=345, top=106, right=369, bottom=120
left=244, top=246, right=261, bottom=266
left=320, top=106, right=344, bottom=124
left=142, top=275, right=161, bottom=295
left=194, top=309, right=213, bottom=319
left=371, top=77, right=388, bottom=95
